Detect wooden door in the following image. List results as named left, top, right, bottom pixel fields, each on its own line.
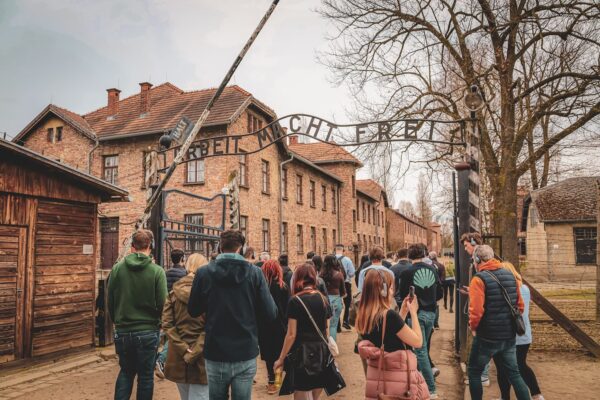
left=100, top=218, right=119, bottom=270
left=0, top=225, right=26, bottom=363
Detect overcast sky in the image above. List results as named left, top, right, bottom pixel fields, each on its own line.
left=0, top=0, right=432, bottom=206
left=0, top=0, right=352, bottom=136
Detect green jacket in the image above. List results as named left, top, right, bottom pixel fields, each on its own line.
left=108, top=253, right=167, bottom=333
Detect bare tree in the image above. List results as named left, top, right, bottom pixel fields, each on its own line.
left=397, top=200, right=417, bottom=218
left=320, top=0, right=600, bottom=262
left=416, top=175, right=434, bottom=245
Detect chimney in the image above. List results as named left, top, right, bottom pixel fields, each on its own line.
left=139, top=82, right=153, bottom=114
left=288, top=133, right=298, bottom=145
left=106, top=88, right=121, bottom=118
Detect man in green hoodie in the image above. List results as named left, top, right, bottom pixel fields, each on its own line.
left=108, top=229, right=167, bottom=400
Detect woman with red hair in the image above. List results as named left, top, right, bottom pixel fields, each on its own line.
left=275, top=263, right=334, bottom=399
left=259, top=259, right=290, bottom=394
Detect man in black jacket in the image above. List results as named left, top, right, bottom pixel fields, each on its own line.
left=188, top=230, right=277, bottom=400
left=165, top=248, right=187, bottom=292
left=278, top=253, right=293, bottom=291
left=390, top=248, right=411, bottom=305
left=399, top=243, right=443, bottom=398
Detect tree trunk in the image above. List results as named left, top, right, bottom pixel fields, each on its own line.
left=491, top=173, right=520, bottom=264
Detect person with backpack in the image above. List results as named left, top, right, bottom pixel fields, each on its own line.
left=162, top=253, right=209, bottom=399
left=274, top=263, right=333, bottom=399
left=258, top=259, right=290, bottom=395
left=320, top=255, right=346, bottom=341
left=356, top=268, right=429, bottom=399
left=398, top=243, right=442, bottom=398
left=108, top=230, right=167, bottom=400
left=495, top=262, right=545, bottom=400
left=467, top=245, right=529, bottom=400
left=187, top=230, right=277, bottom=400
left=334, top=244, right=355, bottom=330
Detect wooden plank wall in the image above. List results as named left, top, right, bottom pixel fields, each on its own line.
left=0, top=193, right=37, bottom=358
left=32, top=200, right=96, bottom=356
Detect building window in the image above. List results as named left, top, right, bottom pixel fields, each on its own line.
left=332, top=186, right=337, bottom=214
left=309, top=180, right=316, bottom=208
left=282, top=222, right=288, bottom=253
left=296, top=175, right=303, bottom=204
left=248, top=113, right=263, bottom=132
left=261, top=160, right=270, bottom=194
left=281, top=168, right=288, bottom=199
left=353, top=210, right=357, bottom=232
left=310, top=227, right=316, bottom=251
left=321, top=185, right=327, bottom=211
left=103, top=155, right=118, bottom=185
left=356, top=199, right=360, bottom=220
left=322, top=228, right=328, bottom=254
left=333, top=229, right=337, bottom=246
left=240, top=216, right=248, bottom=240
left=574, top=227, right=597, bottom=265
left=352, top=175, right=356, bottom=198
left=185, top=214, right=204, bottom=252
left=296, top=225, right=304, bottom=254
left=368, top=205, right=371, bottom=224
left=47, top=127, right=62, bottom=143
left=362, top=202, right=366, bottom=222
left=381, top=211, right=384, bottom=227
left=239, top=151, right=248, bottom=187
left=262, top=219, right=270, bottom=252
left=186, top=159, right=205, bottom=184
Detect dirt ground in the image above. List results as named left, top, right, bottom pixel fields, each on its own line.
left=3, top=305, right=599, bottom=399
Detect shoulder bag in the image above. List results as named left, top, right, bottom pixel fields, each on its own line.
left=483, top=271, right=527, bottom=336
left=295, top=295, right=339, bottom=357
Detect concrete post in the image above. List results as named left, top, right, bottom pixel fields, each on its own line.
left=455, top=162, right=472, bottom=361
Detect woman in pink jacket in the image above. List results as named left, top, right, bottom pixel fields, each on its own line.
left=357, top=268, right=430, bottom=400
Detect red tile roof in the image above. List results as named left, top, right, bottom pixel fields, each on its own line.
left=86, top=83, right=275, bottom=139
left=288, top=142, right=362, bottom=166
left=15, top=104, right=96, bottom=142
left=356, top=179, right=389, bottom=206
left=14, top=83, right=276, bottom=142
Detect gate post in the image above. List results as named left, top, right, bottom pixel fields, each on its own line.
left=455, top=162, right=472, bottom=361
left=148, top=186, right=164, bottom=266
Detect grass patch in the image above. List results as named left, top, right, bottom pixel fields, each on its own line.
left=538, top=288, right=595, bottom=300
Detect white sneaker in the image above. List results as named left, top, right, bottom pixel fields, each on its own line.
left=463, top=376, right=489, bottom=385
left=430, top=393, right=438, bottom=399
left=432, top=367, right=440, bottom=377
left=533, top=396, right=545, bottom=400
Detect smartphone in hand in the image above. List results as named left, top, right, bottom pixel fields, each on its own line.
left=409, top=286, right=415, bottom=302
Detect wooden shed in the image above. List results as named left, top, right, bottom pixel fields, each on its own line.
left=0, top=139, right=128, bottom=364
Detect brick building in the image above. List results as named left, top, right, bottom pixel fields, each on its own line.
left=385, top=208, right=431, bottom=252
left=14, top=81, right=438, bottom=270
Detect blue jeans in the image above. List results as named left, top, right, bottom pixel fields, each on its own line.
left=468, top=336, right=530, bottom=400
left=176, top=383, right=209, bottom=400
left=114, top=330, right=160, bottom=400
left=205, top=359, right=257, bottom=400
left=328, top=295, right=343, bottom=341
left=409, top=311, right=436, bottom=394
left=156, top=338, right=168, bottom=364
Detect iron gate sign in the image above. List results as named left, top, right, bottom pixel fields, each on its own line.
left=159, top=113, right=466, bottom=162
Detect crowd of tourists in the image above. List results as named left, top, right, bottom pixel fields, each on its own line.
left=106, top=229, right=544, bottom=400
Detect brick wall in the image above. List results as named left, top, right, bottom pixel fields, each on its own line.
left=355, top=192, right=386, bottom=256
left=21, top=116, right=94, bottom=171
